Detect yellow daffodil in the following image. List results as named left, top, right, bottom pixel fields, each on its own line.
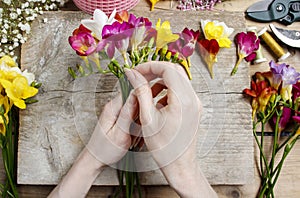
left=0, top=76, right=38, bottom=109
left=201, top=20, right=234, bottom=48
left=149, top=0, right=160, bottom=11
left=155, top=18, right=179, bottom=54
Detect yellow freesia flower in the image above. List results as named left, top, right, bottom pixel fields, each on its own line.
left=155, top=18, right=179, bottom=54
left=201, top=20, right=234, bottom=48
left=149, top=0, right=159, bottom=11
left=0, top=76, right=38, bottom=109
left=0, top=95, right=12, bottom=135
left=0, top=55, right=16, bottom=67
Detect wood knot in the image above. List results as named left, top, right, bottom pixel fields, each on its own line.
left=230, top=189, right=241, bottom=198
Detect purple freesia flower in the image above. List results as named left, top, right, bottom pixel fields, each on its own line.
left=282, top=66, right=300, bottom=87
left=280, top=65, right=300, bottom=102
left=102, top=21, right=133, bottom=58
left=269, top=60, right=287, bottom=90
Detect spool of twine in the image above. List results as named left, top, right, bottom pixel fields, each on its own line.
left=247, top=27, right=267, bottom=64
left=258, top=27, right=290, bottom=62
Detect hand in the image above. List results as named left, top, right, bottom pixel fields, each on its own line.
left=125, top=61, right=217, bottom=198
left=48, top=94, right=137, bottom=198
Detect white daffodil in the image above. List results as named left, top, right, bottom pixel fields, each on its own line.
left=200, top=19, right=234, bottom=48
left=81, top=9, right=117, bottom=40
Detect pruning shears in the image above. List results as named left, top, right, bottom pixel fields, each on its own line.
left=246, top=0, right=300, bottom=25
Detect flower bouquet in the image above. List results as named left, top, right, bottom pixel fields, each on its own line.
left=68, top=8, right=199, bottom=197
left=243, top=60, right=300, bottom=197
left=0, top=55, right=39, bottom=197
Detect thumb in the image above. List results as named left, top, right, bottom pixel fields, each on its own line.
left=125, top=68, right=156, bottom=126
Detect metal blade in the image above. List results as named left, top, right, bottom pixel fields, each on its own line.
left=246, top=11, right=274, bottom=22
left=246, top=0, right=273, bottom=12
left=270, top=24, right=300, bottom=48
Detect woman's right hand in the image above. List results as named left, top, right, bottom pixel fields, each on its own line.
left=126, top=61, right=217, bottom=198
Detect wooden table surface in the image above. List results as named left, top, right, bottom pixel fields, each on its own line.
left=2, top=0, right=300, bottom=197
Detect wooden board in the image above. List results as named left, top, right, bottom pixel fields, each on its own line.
left=18, top=10, right=253, bottom=185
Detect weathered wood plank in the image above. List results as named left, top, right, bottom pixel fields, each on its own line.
left=18, top=10, right=253, bottom=186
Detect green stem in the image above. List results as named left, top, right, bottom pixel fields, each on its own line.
left=231, top=54, right=244, bottom=75
left=253, top=121, right=272, bottom=194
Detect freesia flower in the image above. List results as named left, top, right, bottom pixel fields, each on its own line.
left=168, top=28, right=200, bottom=79
left=280, top=66, right=300, bottom=102
left=231, top=31, right=260, bottom=75
left=102, top=21, right=133, bottom=63
left=272, top=107, right=291, bottom=134
left=68, top=30, right=98, bottom=56
left=81, top=9, right=116, bottom=40
left=201, top=19, right=234, bottom=48
left=115, top=10, right=129, bottom=23
left=149, top=0, right=160, bottom=11
left=0, top=95, right=10, bottom=135
left=0, top=76, right=38, bottom=109
left=268, top=61, right=287, bottom=90
left=155, top=18, right=179, bottom=55
left=127, top=14, right=153, bottom=51
left=243, top=79, right=276, bottom=119
left=292, top=82, right=300, bottom=101
left=0, top=55, right=35, bottom=85
left=197, top=39, right=220, bottom=79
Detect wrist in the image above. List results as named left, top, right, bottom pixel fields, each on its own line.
left=161, top=160, right=217, bottom=198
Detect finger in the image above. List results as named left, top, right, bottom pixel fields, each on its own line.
left=136, top=61, right=189, bottom=83
left=98, top=95, right=123, bottom=132
left=125, top=68, right=156, bottom=125
left=114, top=93, right=139, bottom=136
left=134, top=61, right=194, bottom=106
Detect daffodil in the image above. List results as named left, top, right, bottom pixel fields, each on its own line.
left=0, top=76, right=38, bottom=109
left=149, top=0, right=160, bottom=11
left=155, top=18, right=179, bottom=55
left=201, top=20, right=234, bottom=48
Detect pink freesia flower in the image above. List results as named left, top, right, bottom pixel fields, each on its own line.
left=168, top=28, right=200, bottom=58
left=272, top=107, right=292, bottom=133
left=231, top=31, right=260, bottom=75
left=168, top=28, right=200, bottom=79
left=292, top=82, right=300, bottom=101
left=68, top=25, right=97, bottom=56
left=102, top=21, right=133, bottom=59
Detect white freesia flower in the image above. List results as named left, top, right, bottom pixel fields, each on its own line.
left=81, top=9, right=117, bottom=40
